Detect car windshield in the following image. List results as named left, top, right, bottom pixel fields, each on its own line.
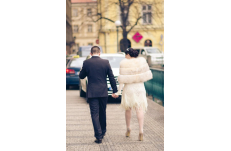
left=100, top=56, right=124, bottom=68
left=146, top=48, right=162, bottom=53
left=69, top=59, right=84, bottom=67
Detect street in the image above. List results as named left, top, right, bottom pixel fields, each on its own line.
left=66, top=87, right=164, bottom=151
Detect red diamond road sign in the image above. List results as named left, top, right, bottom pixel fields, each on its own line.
left=132, top=32, right=143, bottom=43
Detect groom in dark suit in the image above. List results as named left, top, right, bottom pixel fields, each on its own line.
left=79, top=46, right=118, bottom=144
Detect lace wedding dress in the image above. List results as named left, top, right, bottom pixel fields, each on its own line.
left=119, top=82, right=148, bottom=112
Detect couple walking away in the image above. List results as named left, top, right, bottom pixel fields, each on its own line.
left=79, top=46, right=152, bottom=144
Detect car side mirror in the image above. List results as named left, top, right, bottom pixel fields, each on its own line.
left=142, top=51, right=146, bottom=55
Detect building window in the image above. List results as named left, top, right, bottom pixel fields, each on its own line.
left=87, top=9, right=92, bottom=16
left=88, top=43, right=93, bottom=46
left=73, top=25, right=78, bottom=33
left=88, top=25, right=92, bottom=32
left=72, top=9, right=78, bottom=17
left=142, top=5, right=152, bottom=24
left=144, top=39, right=152, bottom=47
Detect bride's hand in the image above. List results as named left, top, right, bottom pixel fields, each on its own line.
left=112, top=93, right=119, bottom=98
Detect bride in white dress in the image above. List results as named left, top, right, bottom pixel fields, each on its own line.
left=115, top=48, right=153, bottom=141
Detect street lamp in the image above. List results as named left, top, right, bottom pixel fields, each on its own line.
left=115, top=20, right=121, bottom=52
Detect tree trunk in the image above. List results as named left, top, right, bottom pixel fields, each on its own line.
left=120, top=29, right=128, bottom=52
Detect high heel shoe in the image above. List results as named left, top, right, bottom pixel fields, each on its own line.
left=138, top=133, right=143, bottom=141
left=125, top=129, right=131, bottom=137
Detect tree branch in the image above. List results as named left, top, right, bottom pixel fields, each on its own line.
left=91, top=16, right=115, bottom=23
left=127, top=16, right=142, bottom=33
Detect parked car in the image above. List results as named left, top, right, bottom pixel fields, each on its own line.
left=79, top=53, right=125, bottom=100
left=66, top=57, right=86, bottom=89
left=133, top=47, right=164, bottom=66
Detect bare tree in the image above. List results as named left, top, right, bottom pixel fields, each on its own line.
left=90, top=0, right=164, bottom=52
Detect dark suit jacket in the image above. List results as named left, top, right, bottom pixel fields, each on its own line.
left=79, top=56, right=118, bottom=98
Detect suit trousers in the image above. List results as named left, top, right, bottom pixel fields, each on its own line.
left=88, top=97, right=108, bottom=140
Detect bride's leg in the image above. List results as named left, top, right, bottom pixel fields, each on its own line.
left=125, top=109, right=132, bottom=130
left=136, top=108, right=144, bottom=134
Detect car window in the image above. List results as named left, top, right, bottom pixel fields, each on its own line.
left=101, top=56, right=125, bottom=68
left=66, top=59, right=70, bottom=66
left=69, top=59, right=84, bottom=67
left=141, top=49, right=145, bottom=55
left=146, top=48, right=161, bottom=53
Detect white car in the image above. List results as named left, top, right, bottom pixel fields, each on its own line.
left=133, top=47, right=164, bottom=66
left=79, top=53, right=125, bottom=99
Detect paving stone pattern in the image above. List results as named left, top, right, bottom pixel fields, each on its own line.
left=66, top=90, right=164, bottom=151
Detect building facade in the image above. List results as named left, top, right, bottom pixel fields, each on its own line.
left=66, top=0, right=75, bottom=55
left=71, top=0, right=99, bottom=54
left=97, top=0, right=164, bottom=53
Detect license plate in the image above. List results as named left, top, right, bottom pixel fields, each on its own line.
left=75, top=72, right=79, bottom=75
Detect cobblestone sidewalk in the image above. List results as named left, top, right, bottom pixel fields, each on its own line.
left=66, top=90, right=164, bottom=151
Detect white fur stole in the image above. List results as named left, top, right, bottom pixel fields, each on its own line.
left=118, top=57, right=153, bottom=84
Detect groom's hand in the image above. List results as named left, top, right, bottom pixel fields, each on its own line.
left=112, top=93, right=118, bottom=98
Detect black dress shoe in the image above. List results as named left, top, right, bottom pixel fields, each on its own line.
left=94, top=139, right=102, bottom=144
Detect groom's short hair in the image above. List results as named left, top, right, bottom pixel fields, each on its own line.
left=91, top=46, right=100, bottom=54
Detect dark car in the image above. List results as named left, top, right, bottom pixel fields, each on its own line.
left=66, top=57, right=85, bottom=89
